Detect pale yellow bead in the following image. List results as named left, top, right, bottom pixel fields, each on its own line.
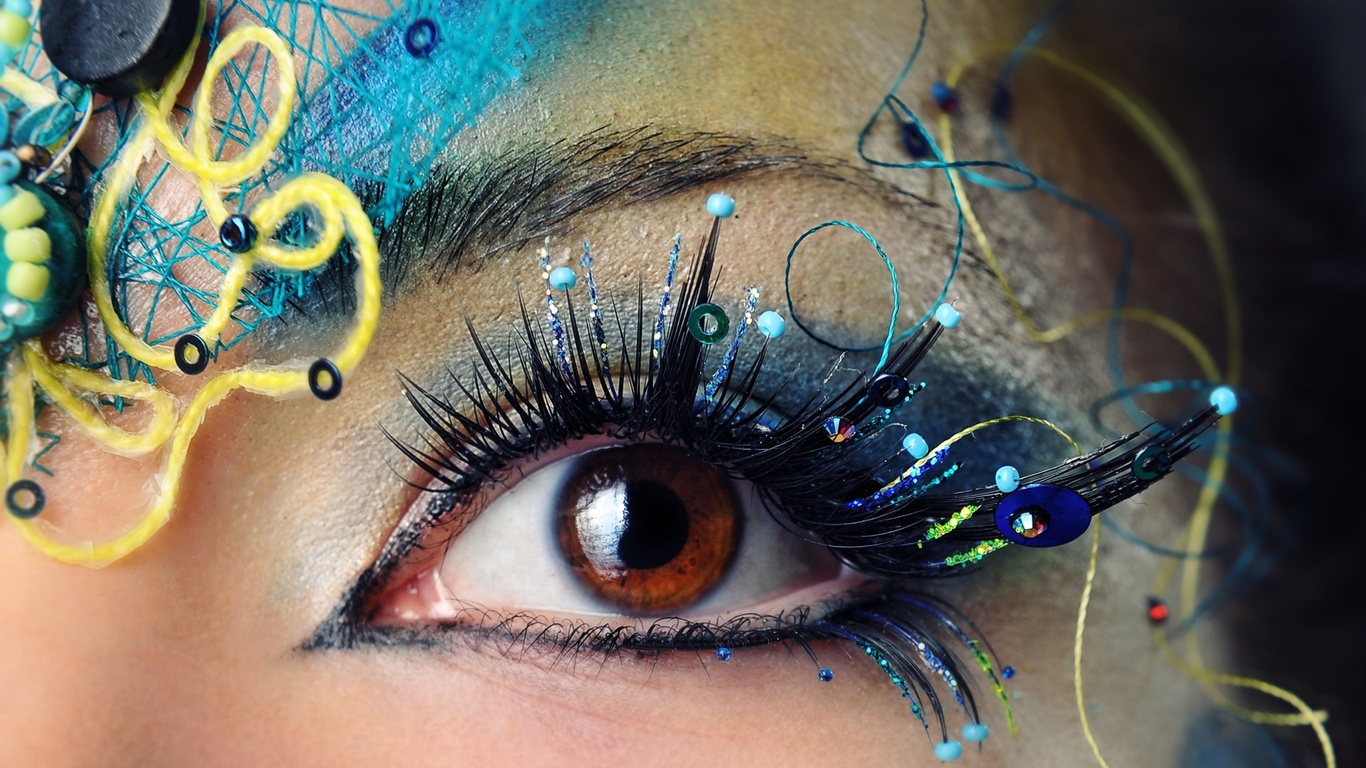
left=4, top=227, right=50, bottom=264
left=0, top=11, right=29, bottom=49
left=6, top=261, right=48, bottom=301
left=0, top=189, right=44, bottom=230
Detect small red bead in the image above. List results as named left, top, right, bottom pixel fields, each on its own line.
left=1146, top=598, right=1169, bottom=624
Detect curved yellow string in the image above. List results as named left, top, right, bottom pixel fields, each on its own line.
left=940, top=66, right=1222, bottom=383
left=0, top=67, right=60, bottom=109
left=1074, top=524, right=1110, bottom=768
left=937, top=45, right=1330, bottom=766
left=927, top=413, right=1080, bottom=459
left=5, top=11, right=383, bottom=567
left=22, top=342, right=177, bottom=454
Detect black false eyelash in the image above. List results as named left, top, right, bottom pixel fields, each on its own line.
left=308, top=214, right=1221, bottom=745
left=391, top=215, right=1221, bottom=579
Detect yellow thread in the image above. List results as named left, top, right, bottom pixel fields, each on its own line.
left=1074, top=524, right=1110, bottom=768
left=883, top=414, right=1080, bottom=488
left=22, top=343, right=177, bottom=455
left=942, top=46, right=1240, bottom=383
left=6, top=8, right=383, bottom=567
left=0, top=67, right=58, bottom=108
left=938, top=44, right=1328, bottom=766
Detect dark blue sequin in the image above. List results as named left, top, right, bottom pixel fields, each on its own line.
left=900, top=120, right=930, bottom=159
left=404, top=17, right=440, bottom=58
left=990, top=80, right=1014, bottom=120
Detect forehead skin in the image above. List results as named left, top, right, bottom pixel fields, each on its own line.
left=0, top=1, right=1234, bottom=766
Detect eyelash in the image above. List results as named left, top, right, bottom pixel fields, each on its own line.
left=320, top=215, right=1219, bottom=744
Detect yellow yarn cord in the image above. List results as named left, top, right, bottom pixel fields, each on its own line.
left=5, top=9, right=383, bottom=567
left=0, top=66, right=59, bottom=109
left=22, top=342, right=177, bottom=454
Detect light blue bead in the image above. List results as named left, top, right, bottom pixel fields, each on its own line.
left=706, top=192, right=736, bottom=218
left=962, top=723, right=989, bottom=742
left=902, top=432, right=929, bottom=459
left=1209, top=385, right=1238, bottom=416
left=0, top=151, right=19, bottom=184
left=0, top=42, right=16, bottom=68
left=934, top=740, right=963, bottom=761
left=757, top=310, right=786, bottom=339
left=995, top=465, right=1020, bottom=493
left=934, top=303, right=961, bottom=328
left=4, top=0, right=32, bottom=17
left=548, top=266, right=577, bottom=291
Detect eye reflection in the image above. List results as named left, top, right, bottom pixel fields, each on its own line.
left=557, top=445, right=741, bottom=614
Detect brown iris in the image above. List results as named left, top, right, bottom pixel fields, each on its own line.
left=555, top=444, right=742, bottom=615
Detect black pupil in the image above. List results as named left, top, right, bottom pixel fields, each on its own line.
left=616, top=479, right=690, bottom=569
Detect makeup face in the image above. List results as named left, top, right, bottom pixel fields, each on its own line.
left=0, top=0, right=1255, bottom=765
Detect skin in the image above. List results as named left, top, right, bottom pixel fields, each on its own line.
left=0, top=1, right=1250, bottom=765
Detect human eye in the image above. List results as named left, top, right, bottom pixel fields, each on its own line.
left=312, top=202, right=1224, bottom=759
left=377, top=441, right=856, bottom=624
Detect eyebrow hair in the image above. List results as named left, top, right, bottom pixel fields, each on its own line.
left=292, top=126, right=937, bottom=314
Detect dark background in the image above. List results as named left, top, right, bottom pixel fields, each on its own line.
left=1060, top=0, right=1366, bottom=763
left=1163, top=1, right=1366, bottom=764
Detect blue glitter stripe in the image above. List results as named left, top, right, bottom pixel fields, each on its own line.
left=703, top=286, right=759, bottom=403
left=651, top=233, right=681, bottom=361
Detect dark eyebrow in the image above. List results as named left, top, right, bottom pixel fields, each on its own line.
left=285, top=126, right=936, bottom=316
left=397, top=127, right=929, bottom=280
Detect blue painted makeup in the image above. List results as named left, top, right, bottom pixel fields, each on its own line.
left=267, top=0, right=584, bottom=224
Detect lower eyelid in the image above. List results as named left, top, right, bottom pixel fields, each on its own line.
left=364, top=574, right=885, bottom=664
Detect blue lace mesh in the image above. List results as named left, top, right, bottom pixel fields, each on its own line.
left=20, top=0, right=551, bottom=381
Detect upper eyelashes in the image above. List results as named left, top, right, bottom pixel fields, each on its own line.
left=313, top=197, right=1226, bottom=751
left=389, top=213, right=1219, bottom=582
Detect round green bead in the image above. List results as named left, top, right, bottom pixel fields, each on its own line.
left=0, top=181, right=86, bottom=354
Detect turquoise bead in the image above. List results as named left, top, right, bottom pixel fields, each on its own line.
left=0, top=181, right=86, bottom=354
left=548, top=266, right=577, bottom=290
left=962, top=723, right=989, bottom=742
left=706, top=193, right=735, bottom=218
left=0, top=151, right=19, bottom=184
left=756, top=310, right=785, bottom=339
left=4, top=0, right=31, bottom=18
left=1209, top=385, right=1238, bottom=416
left=934, top=303, right=961, bottom=328
left=995, top=465, right=1020, bottom=493
left=902, top=432, right=929, bottom=459
left=934, top=740, right=963, bottom=761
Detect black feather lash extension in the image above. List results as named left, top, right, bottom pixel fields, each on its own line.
left=353, top=212, right=1222, bottom=748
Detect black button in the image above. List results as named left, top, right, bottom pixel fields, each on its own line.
left=40, top=0, right=200, bottom=98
